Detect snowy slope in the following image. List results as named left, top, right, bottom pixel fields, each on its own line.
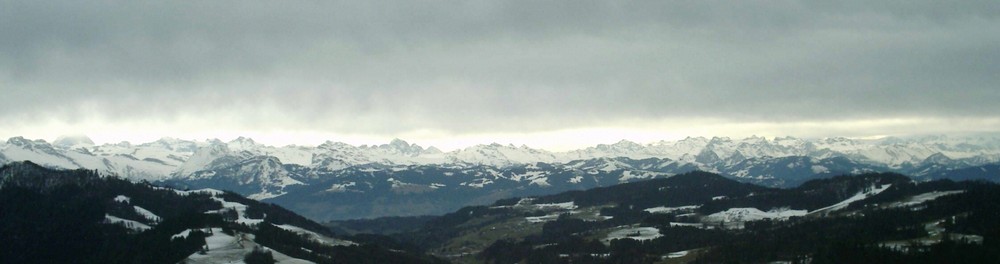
left=810, top=184, right=893, bottom=215
left=180, top=228, right=315, bottom=264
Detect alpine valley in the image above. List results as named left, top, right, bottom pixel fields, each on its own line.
left=2, top=134, right=1000, bottom=221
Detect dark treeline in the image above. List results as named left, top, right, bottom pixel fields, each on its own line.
left=469, top=173, right=1000, bottom=263
left=0, top=161, right=443, bottom=264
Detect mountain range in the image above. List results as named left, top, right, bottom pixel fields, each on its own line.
left=3, top=134, right=1000, bottom=220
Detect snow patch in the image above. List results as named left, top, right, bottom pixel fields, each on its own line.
left=325, top=182, right=357, bottom=192
left=811, top=165, right=830, bottom=174
left=114, top=195, right=131, bottom=203
left=133, top=206, right=162, bottom=222
left=205, top=197, right=264, bottom=225
left=529, top=177, right=551, bottom=186
left=644, top=205, right=700, bottom=214
left=667, top=250, right=689, bottom=259
left=172, top=229, right=194, bottom=240
left=526, top=214, right=561, bottom=223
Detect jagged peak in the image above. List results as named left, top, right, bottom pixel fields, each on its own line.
left=5, top=136, right=25, bottom=145
left=743, top=135, right=767, bottom=143
left=708, top=136, right=733, bottom=144
left=7, top=136, right=44, bottom=146
left=318, top=140, right=354, bottom=149
left=379, top=138, right=424, bottom=153
left=229, top=136, right=256, bottom=144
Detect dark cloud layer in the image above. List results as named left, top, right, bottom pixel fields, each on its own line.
left=2, top=1, right=999, bottom=135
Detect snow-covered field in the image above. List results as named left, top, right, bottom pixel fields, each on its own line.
left=602, top=226, right=662, bottom=243
left=182, top=228, right=314, bottom=264
left=810, top=184, right=892, bottom=215
left=703, top=208, right=807, bottom=225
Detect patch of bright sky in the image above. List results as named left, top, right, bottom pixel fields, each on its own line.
left=4, top=117, right=1000, bottom=152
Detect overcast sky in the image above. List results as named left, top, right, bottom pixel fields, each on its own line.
left=2, top=1, right=999, bottom=151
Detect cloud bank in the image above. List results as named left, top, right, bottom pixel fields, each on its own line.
left=2, top=1, right=998, bottom=148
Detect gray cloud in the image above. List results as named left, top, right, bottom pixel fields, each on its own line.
left=2, top=0, right=999, bottom=136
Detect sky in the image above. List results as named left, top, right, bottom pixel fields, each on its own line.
left=1, top=1, right=999, bottom=151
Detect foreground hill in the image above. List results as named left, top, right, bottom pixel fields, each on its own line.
left=346, top=171, right=1000, bottom=263
left=0, top=161, right=442, bottom=264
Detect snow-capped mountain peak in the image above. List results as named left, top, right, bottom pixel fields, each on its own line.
left=4, top=134, right=1000, bottom=201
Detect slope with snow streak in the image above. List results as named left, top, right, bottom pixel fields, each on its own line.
left=104, top=214, right=151, bottom=232
left=810, top=184, right=893, bottom=215
left=273, top=224, right=356, bottom=247
left=133, top=206, right=162, bottom=222
left=888, top=190, right=966, bottom=208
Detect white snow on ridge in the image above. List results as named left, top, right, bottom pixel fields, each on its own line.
left=163, top=187, right=226, bottom=196
left=248, top=191, right=284, bottom=200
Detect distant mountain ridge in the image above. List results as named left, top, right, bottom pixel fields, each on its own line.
left=3, top=134, right=1000, bottom=220
left=5, top=134, right=1000, bottom=174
